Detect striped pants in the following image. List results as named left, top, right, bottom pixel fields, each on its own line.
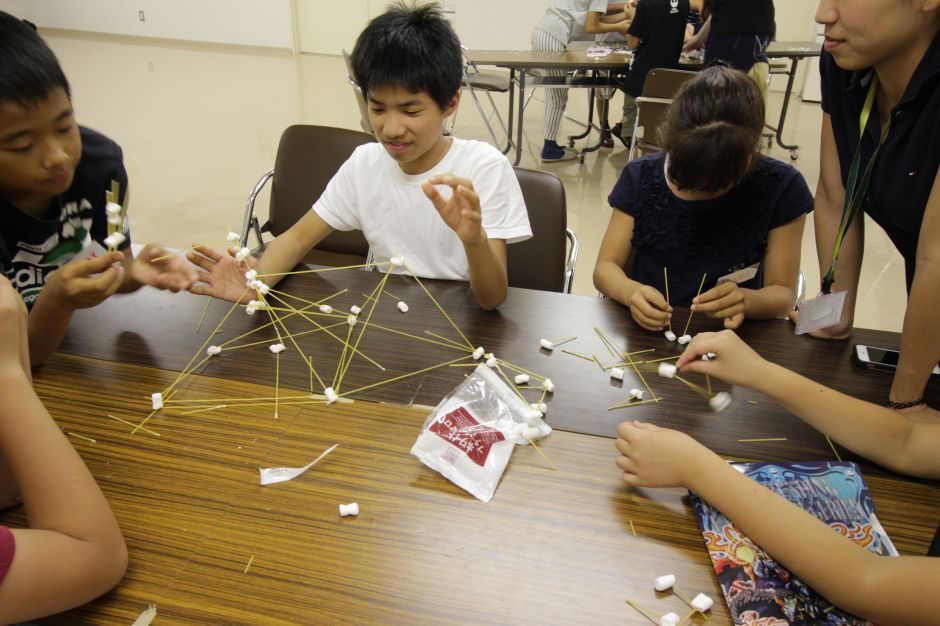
left=531, top=29, right=568, bottom=142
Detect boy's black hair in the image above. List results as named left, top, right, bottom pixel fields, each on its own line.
left=659, top=65, right=765, bottom=193
left=350, top=2, right=462, bottom=111
left=0, top=11, right=71, bottom=107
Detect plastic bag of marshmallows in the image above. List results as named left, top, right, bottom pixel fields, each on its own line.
left=410, top=364, right=551, bottom=502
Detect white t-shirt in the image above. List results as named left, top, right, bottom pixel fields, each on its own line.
left=535, top=0, right=610, bottom=45
left=313, top=138, right=532, bottom=281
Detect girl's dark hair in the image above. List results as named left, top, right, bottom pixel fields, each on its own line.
left=0, top=11, right=71, bottom=107
left=659, top=65, right=764, bottom=193
left=351, top=2, right=462, bottom=111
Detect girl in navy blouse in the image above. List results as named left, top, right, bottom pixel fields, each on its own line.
left=594, top=66, right=813, bottom=331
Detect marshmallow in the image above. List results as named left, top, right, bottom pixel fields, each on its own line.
left=485, top=356, right=497, bottom=368
left=653, top=574, right=675, bottom=591
left=610, top=367, right=625, bottom=381
left=690, top=593, right=714, bottom=612
left=226, top=231, right=241, bottom=242
left=664, top=330, right=677, bottom=342
left=318, top=304, right=333, bottom=314
left=706, top=352, right=717, bottom=360
left=472, top=347, right=485, bottom=360
left=629, top=389, right=644, bottom=400
left=677, top=334, right=692, bottom=345
left=103, top=233, right=126, bottom=248
left=269, top=343, right=286, bottom=354
left=511, top=422, right=528, bottom=436
left=514, top=374, right=530, bottom=385
left=105, top=202, right=122, bottom=216
left=523, top=426, right=542, bottom=441
left=350, top=305, right=361, bottom=315
left=234, top=247, right=251, bottom=262
left=660, top=612, right=680, bottom=626
left=151, top=392, right=163, bottom=410
left=339, top=502, right=360, bottom=517
left=107, top=214, right=122, bottom=226
left=249, top=279, right=263, bottom=290
left=245, top=306, right=257, bottom=316
left=524, top=410, right=543, bottom=424
left=539, top=338, right=555, bottom=350
left=397, top=301, right=409, bottom=313
left=257, top=283, right=270, bottom=295
left=658, top=363, right=677, bottom=379
left=701, top=354, right=711, bottom=362
left=245, top=270, right=258, bottom=281
left=542, top=378, right=555, bottom=393
left=206, top=345, right=222, bottom=356
left=537, top=422, right=552, bottom=437
left=530, top=402, right=548, bottom=413
left=390, top=256, right=404, bottom=267
left=324, top=387, right=338, bottom=404
left=347, top=315, right=357, bottom=327
left=708, top=391, right=732, bottom=413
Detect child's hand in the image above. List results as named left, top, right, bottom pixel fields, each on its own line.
left=628, top=285, right=672, bottom=331
left=131, top=244, right=198, bottom=292
left=43, top=252, right=125, bottom=312
left=0, top=276, right=29, bottom=376
left=187, top=244, right=255, bottom=304
left=692, top=282, right=746, bottom=329
left=422, top=175, right=487, bottom=246
left=615, top=421, right=706, bottom=488
left=675, top=329, right=773, bottom=387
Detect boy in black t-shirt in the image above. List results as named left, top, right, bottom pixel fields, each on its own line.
left=0, top=12, right=196, bottom=365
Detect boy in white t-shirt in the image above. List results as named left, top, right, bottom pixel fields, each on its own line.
left=189, top=4, right=531, bottom=310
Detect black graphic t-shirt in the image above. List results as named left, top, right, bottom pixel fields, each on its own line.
left=0, top=126, right=130, bottom=309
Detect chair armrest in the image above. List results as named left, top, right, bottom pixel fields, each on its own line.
left=241, top=168, right=274, bottom=247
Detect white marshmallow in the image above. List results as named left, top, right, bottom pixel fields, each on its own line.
left=523, top=426, right=542, bottom=441
left=472, top=347, right=485, bottom=360
left=690, top=593, right=714, bottom=612
left=234, top=248, right=249, bottom=262
left=514, top=374, right=530, bottom=385
left=107, top=214, right=122, bottom=226
left=390, top=256, right=404, bottom=267
left=324, top=387, right=338, bottom=404
left=542, top=378, right=555, bottom=393
left=318, top=304, right=333, bottom=314
left=249, top=279, right=263, bottom=290
left=347, top=315, right=357, bottom=327
left=485, top=356, right=497, bottom=368
left=664, top=330, right=677, bottom=342
left=245, top=306, right=257, bottom=316
left=257, top=283, right=270, bottom=295
left=226, top=231, right=241, bottom=242
left=701, top=354, right=710, bottom=362
left=339, top=502, right=359, bottom=517
left=206, top=345, right=222, bottom=356
left=350, top=305, right=361, bottom=315
left=658, top=363, right=677, bottom=379
left=151, top=392, right=163, bottom=410
left=105, top=202, right=122, bottom=216
left=524, top=410, right=543, bottom=424
left=245, top=270, right=258, bottom=281
left=660, top=612, right=680, bottom=626
left=610, top=367, right=625, bottom=381
left=269, top=343, right=286, bottom=354
left=247, top=299, right=265, bottom=311
left=629, top=389, right=644, bottom=400
left=397, top=301, right=409, bottom=313
left=708, top=391, right=732, bottom=413
left=539, top=338, right=555, bottom=350
left=653, top=574, right=675, bottom=591
left=706, top=352, right=717, bottom=360
left=104, top=232, right=126, bottom=248
left=677, top=334, right=692, bottom=345
left=511, top=422, right=528, bottom=436
left=530, top=402, right=548, bottom=413
left=537, top=422, right=552, bottom=437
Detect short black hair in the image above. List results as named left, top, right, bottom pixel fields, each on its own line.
left=659, top=65, right=764, bottom=193
left=351, top=2, right=462, bottom=111
left=0, top=10, right=71, bottom=107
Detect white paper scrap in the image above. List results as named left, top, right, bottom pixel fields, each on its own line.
left=259, top=444, right=339, bottom=486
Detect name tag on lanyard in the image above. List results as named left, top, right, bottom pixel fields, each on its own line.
left=795, top=291, right=847, bottom=335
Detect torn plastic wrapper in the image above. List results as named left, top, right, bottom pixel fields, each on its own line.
left=260, top=444, right=338, bottom=486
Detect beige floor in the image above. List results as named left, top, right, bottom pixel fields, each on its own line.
left=45, top=30, right=908, bottom=332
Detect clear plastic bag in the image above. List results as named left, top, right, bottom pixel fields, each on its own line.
left=410, top=364, right=551, bottom=502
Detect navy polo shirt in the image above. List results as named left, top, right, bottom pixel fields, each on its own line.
left=820, top=33, right=940, bottom=289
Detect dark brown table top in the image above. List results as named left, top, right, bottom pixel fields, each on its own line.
left=57, top=268, right=940, bottom=477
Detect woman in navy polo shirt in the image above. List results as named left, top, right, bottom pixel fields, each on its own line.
left=810, top=0, right=940, bottom=417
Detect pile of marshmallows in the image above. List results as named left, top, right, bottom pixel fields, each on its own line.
left=653, top=574, right=714, bottom=626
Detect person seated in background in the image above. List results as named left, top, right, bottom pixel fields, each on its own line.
left=188, top=3, right=531, bottom=311
left=593, top=66, right=812, bottom=331
left=614, top=328, right=940, bottom=625
left=0, top=12, right=197, bottom=366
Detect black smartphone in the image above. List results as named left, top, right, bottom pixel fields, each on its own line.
left=853, top=345, right=940, bottom=376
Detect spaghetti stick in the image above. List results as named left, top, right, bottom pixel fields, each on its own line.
left=738, top=438, right=787, bottom=443
left=67, top=432, right=96, bottom=443
left=407, top=268, right=474, bottom=350
left=341, top=355, right=471, bottom=397
left=106, top=414, right=160, bottom=437
left=195, top=296, right=212, bottom=333
left=825, top=434, right=843, bottom=461
left=608, top=398, right=660, bottom=411
left=257, top=262, right=383, bottom=279
left=149, top=252, right=178, bottom=264
left=425, top=330, right=473, bottom=351
left=547, top=335, right=577, bottom=347
left=336, top=271, right=392, bottom=392
left=674, top=374, right=713, bottom=401
left=626, top=351, right=658, bottom=403
left=681, top=273, right=708, bottom=337
left=561, top=349, right=594, bottom=362
left=179, top=405, right=227, bottom=415
left=523, top=435, right=557, bottom=471
left=663, top=267, right=673, bottom=333
left=243, top=555, right=255, bottom=574
left=274, top=352, right=281, bottom=419
left=625, top=600, right=659, bottom=626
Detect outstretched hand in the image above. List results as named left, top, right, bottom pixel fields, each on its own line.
left=421, top=175, right=487, bottom=246
left=130, top=244, right=198, bottom=292
left=187, top=244, right=255, bottom=303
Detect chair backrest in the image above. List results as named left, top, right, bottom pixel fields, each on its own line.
left=269, top=125, right=376, bottom=258
left=342, top=49, right=373, bottom=134
left=507, top=167, right=570, bottom=293
left=628, top=69, right=698, bottom=161
left=640, top=68, right=698, bottom=99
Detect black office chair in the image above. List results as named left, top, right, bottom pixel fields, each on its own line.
left=240, top=125, right=376, bottom=267
left=508, top=167, right=578, bottom=293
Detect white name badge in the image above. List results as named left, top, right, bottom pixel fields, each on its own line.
left=795, top=291, right=847, bottom=335
left=717, top=262, right=759, bottom=286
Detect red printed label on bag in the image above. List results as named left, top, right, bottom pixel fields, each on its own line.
left=429, top=406, right=506, bottom=467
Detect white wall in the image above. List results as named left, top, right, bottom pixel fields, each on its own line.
left=0, top=0, right=25, bottom=17
left=25, top=0, right=293, bottom=49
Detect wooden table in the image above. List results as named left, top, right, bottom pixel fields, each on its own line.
left=12, top=271, right=939, bottom=624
